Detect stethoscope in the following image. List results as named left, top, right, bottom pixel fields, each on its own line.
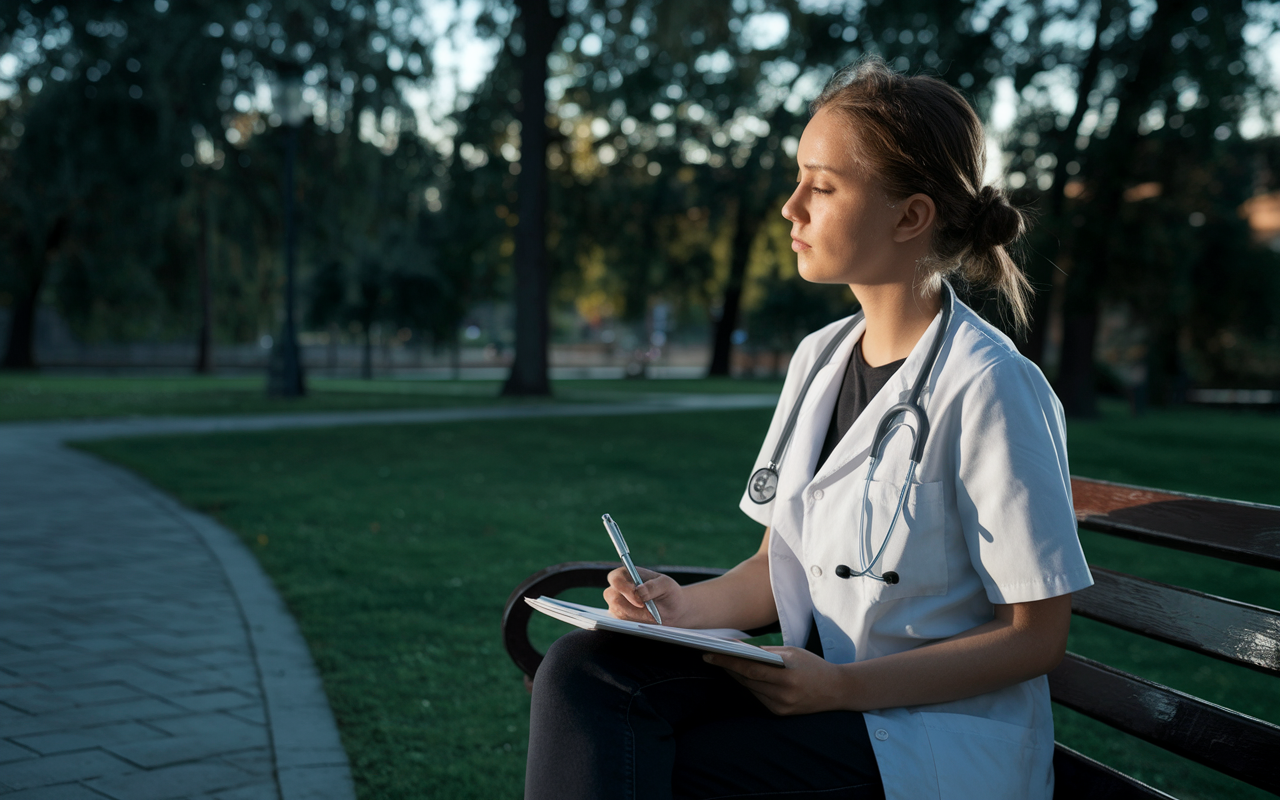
left=747, top=285, right=955, bottom=585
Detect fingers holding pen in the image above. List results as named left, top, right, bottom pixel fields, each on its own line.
left=605, top=568, right=652, bottom=621
left=607, top=566, right=665, bottom=599
left=603, top=586, right=646, bottom=622
left=606, top=567, right=642, bottom=606
left=604, top=567, right=680, bottom=624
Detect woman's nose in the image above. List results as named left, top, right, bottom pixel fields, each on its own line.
left=781, top=188, right=805, bottom=224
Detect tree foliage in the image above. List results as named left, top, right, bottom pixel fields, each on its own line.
left=1, top=0, right=1277, bottom=404
left=0, top=0, right=432, bottom=367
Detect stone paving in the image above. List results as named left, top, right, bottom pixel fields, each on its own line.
left=0, top=395, right=777, bottom=799
left=0, top=429, right=351, bottom=799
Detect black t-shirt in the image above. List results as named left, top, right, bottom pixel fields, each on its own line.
left=804, top=339, right=906, bottom=657
left=815, top=340, right=907, bottom=474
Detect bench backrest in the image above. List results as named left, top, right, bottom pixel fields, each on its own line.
left=1050, top=477, right=1280, bottom=798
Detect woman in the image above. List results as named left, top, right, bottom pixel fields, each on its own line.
left=525, top=57, right=1093, bottom=800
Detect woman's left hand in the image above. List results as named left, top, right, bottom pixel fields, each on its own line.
left=704, top=647, right=855, bottom=716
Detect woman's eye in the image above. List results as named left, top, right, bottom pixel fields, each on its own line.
left=812, top=187, right=833, bottom=194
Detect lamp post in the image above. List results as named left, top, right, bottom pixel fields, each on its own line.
left=267, top=72, right=307, bottom=397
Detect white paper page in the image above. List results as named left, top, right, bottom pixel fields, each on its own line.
left=536, top=597, right=752, bottom=640
left=526, top=596, right=784, bottom=666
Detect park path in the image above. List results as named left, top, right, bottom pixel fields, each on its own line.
left=0, top=394, right=777, bottom=799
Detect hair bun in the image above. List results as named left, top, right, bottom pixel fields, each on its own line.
left=971, top=186, right=1023, bottom=253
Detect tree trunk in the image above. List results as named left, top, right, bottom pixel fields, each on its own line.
left=1019, top=0, right=1113, bottom=368
left=1055, top=0, right=1185, bottom=416
left=195, top=184, right=214, bottom=374
left=708, top=198, right=757, bottom=377
left=1144, top=316, right=1187, bottom=408
left=502, top=0, right=564, bottom=397
left=362, top=329, right=373, bottom=380
left=2, top=216, right=67, bottom=371
left=267, top=123, right=306, bottom=397
left=1, top=271, right=43, bottom=370
left=1056, top=311, right=1099, bottom=418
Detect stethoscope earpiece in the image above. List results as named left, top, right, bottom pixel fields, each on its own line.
left=835, top=565, right=902, bottom=585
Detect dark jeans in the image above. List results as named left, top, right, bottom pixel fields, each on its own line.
left=525, top=629, right=884, bottom=800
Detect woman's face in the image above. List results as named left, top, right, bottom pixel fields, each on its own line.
left=781, top=108, right=913, bottom=287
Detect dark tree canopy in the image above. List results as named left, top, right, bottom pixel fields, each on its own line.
left=0, top=0, right=1276, bottom=406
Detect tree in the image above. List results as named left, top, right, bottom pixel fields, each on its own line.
left=501, top=0, right=565, bottom=395
left=525, top=0, right=1044, bottom=377
left=0, top=0, right=432, bottom=370
left=541, top=0, right=812, bottom=376
left=1002, top=0, right=1265, bottom=414
left=304, top=125, right=445, bottom=379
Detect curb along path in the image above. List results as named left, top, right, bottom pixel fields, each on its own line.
left=0, top=394, right=778, bottom=799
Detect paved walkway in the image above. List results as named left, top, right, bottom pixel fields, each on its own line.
left=0, top=395, right=777, bottom=798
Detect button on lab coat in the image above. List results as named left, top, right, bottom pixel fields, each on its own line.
left=739, top=284, right=1093, bottom=800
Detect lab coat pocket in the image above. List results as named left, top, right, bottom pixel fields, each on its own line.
left=858, top=479, right=948, bottom=603
left=920, top=712, right=1047, bottom=800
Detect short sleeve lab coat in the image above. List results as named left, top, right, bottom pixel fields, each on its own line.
left=739, top=283, right=1093, bottom=800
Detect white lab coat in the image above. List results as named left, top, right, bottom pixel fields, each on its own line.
left=739, top=282, right=1093, bottom=800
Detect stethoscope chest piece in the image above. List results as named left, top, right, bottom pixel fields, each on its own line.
left=748, top=465, right=780, bottom=504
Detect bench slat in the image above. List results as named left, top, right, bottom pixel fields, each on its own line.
left=1052, top=744, right=1176, bottom=799
left=1048, top=653, right=1280, bottom=794
left=1071, top=477, right=1280, bottom=570
left=1072, top=567, right=1280, bottom=676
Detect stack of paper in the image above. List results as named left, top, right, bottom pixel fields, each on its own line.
left=526, top=596, right=785, bottom=666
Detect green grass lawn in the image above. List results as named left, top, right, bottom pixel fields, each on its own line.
left=78, top=400, right=1280, bottom=800
left=0, top=375, right=504, bottom=421
left=0, top=374, right=784, bottom=422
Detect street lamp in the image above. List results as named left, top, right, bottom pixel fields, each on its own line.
left=267, top=71, right=308, bottom=397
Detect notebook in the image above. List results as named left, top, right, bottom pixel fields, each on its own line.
left=525, top=596, right=785, bottom=666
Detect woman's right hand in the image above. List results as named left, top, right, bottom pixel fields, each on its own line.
left=604, top=567, right=689, bottom=627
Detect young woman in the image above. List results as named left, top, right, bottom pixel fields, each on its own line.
left=524, top=57, right=1093, bottom=800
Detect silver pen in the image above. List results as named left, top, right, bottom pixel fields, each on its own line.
left=602, top=514, right=662, bottom=625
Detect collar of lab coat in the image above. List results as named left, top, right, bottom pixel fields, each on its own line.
left=776, top=282, right=958, bottom=522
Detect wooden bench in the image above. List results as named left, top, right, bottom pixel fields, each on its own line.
left=502, top=477, right=1280, bottom=798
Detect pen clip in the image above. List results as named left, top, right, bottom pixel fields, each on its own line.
left=602, top=513, right=627, bottom=556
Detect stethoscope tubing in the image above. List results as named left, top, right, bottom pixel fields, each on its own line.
left=747, top=314, right=861, bottom=505
left=747, top=285, right=956, bottom=583
left=848, top=458, right=917, bottom=581
left=764, top=314, right=863, bottom=471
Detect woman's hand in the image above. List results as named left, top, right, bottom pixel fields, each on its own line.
left=602, top=529, right=778, bottom=632
left=708, top=597, right=1075, bottom=715
left=604, top=567, right=690, bottom=627
left=704, top=647, right=855, bottom=716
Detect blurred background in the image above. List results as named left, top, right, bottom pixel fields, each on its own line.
left=5, top=4, right=1280, bottom=798
left=1, top=0, right=1279, bottom=412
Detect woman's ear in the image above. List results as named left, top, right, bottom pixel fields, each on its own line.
left=892, top=193, right=936, bottom=243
